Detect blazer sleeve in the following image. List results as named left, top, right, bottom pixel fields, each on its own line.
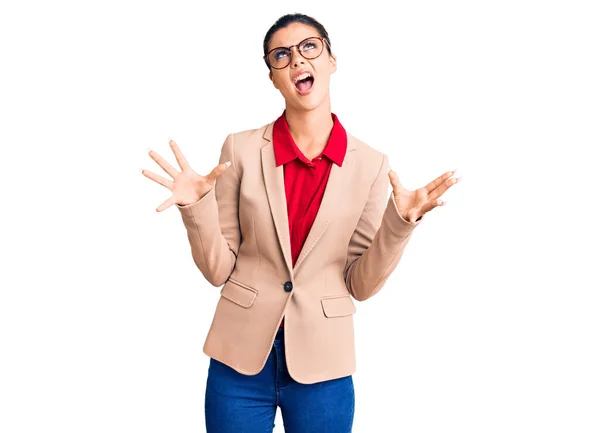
left=175, top=133, right=241, bottom=287
left=343, top=153, right=422, bottom=301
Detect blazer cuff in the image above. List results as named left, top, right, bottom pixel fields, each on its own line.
left=176, top=186, right=218, bottom=225
left=383, top=192, right=423, bottom=237
left=176, top=185, right=216, bottom=210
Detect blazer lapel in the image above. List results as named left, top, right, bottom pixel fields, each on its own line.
left=261, top=120, right=358, bottom=277
left=293, top=147, right=356, bottom=272
left=262, top=122, right=294, bottom=276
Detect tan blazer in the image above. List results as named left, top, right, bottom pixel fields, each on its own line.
left=176, top=119, right=422, bottom=384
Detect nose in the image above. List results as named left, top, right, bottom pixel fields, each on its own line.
left=290, top=46, right=305, bottom=67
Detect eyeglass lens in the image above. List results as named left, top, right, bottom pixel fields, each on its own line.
left=268, top=38, right=324, bottom=69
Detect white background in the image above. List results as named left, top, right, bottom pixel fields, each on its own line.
left=1, top=0, right=599, bottom=431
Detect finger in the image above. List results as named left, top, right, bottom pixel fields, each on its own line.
left=205, top=161, right=232, bottom=183
left=424, top=170, right=455, bottom=194
left=428, top=175, right=460, bottom=201
left=141, top=169, right=173, bottom=190
left=156, top=196, right=176, bottom=212
left=388, top=170, right=407, bottom=194
left=421, top=197, right=445, bottom=214
left=168, top=137, right=191, bottom=170
left=148, top=149, right=179, bottom=179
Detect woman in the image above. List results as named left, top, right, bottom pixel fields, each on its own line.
left=142, top=13, right=459, bottom=433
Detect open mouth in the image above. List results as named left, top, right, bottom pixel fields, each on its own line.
left=294, top=75, right=314, bottom=93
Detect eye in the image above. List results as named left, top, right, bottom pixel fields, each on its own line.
left=273, top=49, right=290, bottom=60
left=301, top=41, right=317, bottom=51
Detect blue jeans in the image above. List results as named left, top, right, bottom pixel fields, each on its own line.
left=205, top=327, right=355, bottom=432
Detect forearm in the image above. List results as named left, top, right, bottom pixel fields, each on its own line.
left=177, top=185, right=237, bottom=287
left=345, top=193, right=418, bottom=301
left=176, top=133, right=241, bottom=287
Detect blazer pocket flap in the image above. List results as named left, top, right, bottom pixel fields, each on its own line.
left=221, top=278, right=258, bottom=308
left=321, top=295, right=356, bottom=318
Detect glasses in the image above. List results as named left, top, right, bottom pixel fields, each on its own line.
left=264, top=36, right=329, bottom=70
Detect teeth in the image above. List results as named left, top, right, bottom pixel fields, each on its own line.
left=293, top=72, right=312, bottom=83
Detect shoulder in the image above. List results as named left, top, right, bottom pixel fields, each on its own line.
left=229, top=118, right=275, bottom=142
left=219, top=121, right=275, bottom=173
left=226, top=120, right=273, bottom=154
left=347, top=132, right=388, bottom=183
left=348, top=132, right=385, bottom=160
left=230, top=123, right=270, bottom=142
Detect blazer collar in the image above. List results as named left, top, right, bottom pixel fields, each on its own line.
left=272, top=110, right=348, bottom=167
left=261, top=119, right=357, bottom=277
left=261, top=118, right=358, bottom=153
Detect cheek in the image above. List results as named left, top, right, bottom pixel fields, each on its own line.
left=314, top=73, right=330, bottom=92
left=274, top=75, right=293, bottom=93
left=314, top=62, right=331, bottom=84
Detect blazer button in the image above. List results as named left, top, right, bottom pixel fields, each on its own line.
left=284, top=281, right=293, bottom=292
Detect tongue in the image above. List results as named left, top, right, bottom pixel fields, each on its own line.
left=297, top=79, right=312, bottom=92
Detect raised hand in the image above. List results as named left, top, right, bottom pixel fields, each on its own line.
left=142, top=138, right=231, bottom=212
left=388, top=169, right=461, bottom=223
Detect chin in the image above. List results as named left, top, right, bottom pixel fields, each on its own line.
left=286, top=89, right=327, bottom=111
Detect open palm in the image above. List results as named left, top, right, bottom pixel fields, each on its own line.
left=141, top=138, right=231, bottom=212
left=388, top=169, right=461, bottom=223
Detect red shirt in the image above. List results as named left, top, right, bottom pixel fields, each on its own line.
left=273, top=110, right=348, bottom=327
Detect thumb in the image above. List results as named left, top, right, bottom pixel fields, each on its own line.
left=207, top=161, right=231, bottom=183
left=388, top=169, right=404, bottom=191
left=217, top=160, right=232, bottom=175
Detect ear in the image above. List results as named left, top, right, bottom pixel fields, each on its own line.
left=329, top=54, right=337, bottom=74
left=269, top=71, right=278, bottom=89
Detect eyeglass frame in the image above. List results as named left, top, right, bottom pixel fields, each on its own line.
left=263, top=36, right=331, bottom=70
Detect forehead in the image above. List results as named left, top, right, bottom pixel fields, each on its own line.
left=269, top=22, right=320, bottom=51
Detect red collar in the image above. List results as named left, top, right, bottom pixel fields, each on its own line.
left=272, top=110, right=347, bottom=167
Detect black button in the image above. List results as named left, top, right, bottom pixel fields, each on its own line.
left=284, top=281, right=293, bottom=292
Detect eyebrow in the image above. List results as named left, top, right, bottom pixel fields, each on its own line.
left=269, top=36, right=320, bottom=51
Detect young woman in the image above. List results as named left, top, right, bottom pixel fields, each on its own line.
left=142, top=13, right=459, bottom=433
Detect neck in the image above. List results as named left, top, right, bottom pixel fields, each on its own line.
left=283, top=100, right=334, bottom=158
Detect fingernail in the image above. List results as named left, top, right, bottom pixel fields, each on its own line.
left=147, top=148, right=152, bottom=153
left=168, top=136, right=173, bottom=143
